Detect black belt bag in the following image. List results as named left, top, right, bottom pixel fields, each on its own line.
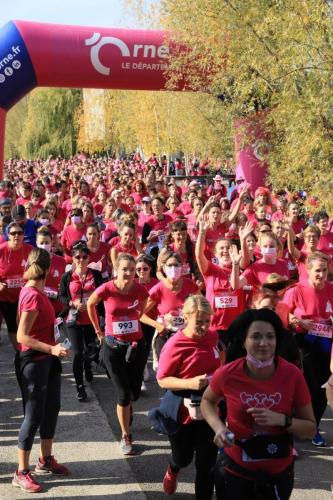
left=237, top=433, right=292, bottom=460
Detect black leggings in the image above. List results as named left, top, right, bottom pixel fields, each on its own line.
left=67, top=324, right=97, bottom=386
left=18, top=356, right=61, bottom=451
left=102, top=338, right=146, bottom=406
left=141, top=322, right=154, bottom=366
left=0, top=300, right=18, bottom=332
left=215, top=464, right=294, bottom=500
left=168, top=420, right=218, bottom=500
left=299, top=340, right=331, bottom=426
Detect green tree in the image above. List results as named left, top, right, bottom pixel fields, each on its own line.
left=154, top=0, right=333, bottom=209
left=20, top=88, right=82, bottom=158
left=4, top=98, right=28, bottom=158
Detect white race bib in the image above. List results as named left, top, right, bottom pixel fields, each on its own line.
left=112, top=319, right=139, bottom=336
left=215, top=295, right=238, bottom=309
left=45, top=287, right=58, bottom=299
left=309, top=322, right=333, bottom=339
left=6, top=277, right=24, bottom=289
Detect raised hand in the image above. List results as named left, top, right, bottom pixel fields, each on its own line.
left=239, top=221, right=254, bottom=240
left=229, top=244, right=242, bottom=265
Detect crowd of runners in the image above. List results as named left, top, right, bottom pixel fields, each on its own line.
left=2, top=153, right=333, bottom=499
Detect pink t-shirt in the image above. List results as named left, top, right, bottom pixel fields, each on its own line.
left=60, top=224, right=86, bottom=262
left=96, top=281, right=148, bottom=341
left=45, top=254, right=66, bottom=314
left=204, top=262, right=245, bottom=332
left=210, top=356, right=311, bottom=474
left=149, top=278, right=198, bottom=317
left=0, top=242, right=33, bottom=302
left=283, top=281, right=333, bottom=322
left=157, top=329, right=220, bottom=380
left=18, top=286, right=56, bottom=352
left=317, top=232, right=333, bottom=257
left=242, top=258, right=290, bottom=291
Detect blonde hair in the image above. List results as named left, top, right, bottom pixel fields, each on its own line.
left=183, top=295, right=212, bottom=316
left=24, top=248, right=50, bottom=281
left=116, top=252, right=136, bottom=267
left=258, top=231, right=278, bottom=247
left=306, top=251, right=329, bottom=270
left=303, top=225, right=320, bottom=239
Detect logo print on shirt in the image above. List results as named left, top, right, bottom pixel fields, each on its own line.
left=54, top=270, right=59, bottom=278
left=326, top=301, right=333, bottom=313
left=240, top=392, right=282, bottom=409
left=128, top=299, right=139, bottom=309
left=21, top=259, right=27, bottom=267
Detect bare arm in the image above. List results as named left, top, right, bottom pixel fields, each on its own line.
left=87, top=291, right=103, bottom=338
left=229, top=245, right=247, bottom=290
left=239, top=222, right=254, bottom=269
left=140, top=297, right=165, bottom=333
left=201, top=386, right=233, bottom=448
left=227, top=185, right=248, bottom=223
left=195, top=219, right=210, bottom=276
left=286, top=224, right=301, bottom=260
left=158, top=374, right=209, bottom=392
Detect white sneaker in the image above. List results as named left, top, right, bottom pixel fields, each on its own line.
left=141, top=381, right=147, bottom=392
left=143, top=364, right=150, bottom=381
left=119, top=435, right=133, bottom=455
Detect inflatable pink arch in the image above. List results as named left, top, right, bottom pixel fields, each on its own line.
left=0, top=20, right=267, bottom=187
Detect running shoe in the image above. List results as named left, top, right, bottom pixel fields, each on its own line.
left=35, top=456, right=70, bottom=475
left=163, top=465, right=179, bottom=495
left=312, top=430, right=327, bottom=447
left=12, top=470, right=43, bottom=493
left=77, top=385, right=87, bottom=402
left=141, top=381, right=148, bottom=393
left=119, top=434, right=134, bottom=455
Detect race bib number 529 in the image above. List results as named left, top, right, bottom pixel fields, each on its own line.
left=215, top=295, right=238, bottom=309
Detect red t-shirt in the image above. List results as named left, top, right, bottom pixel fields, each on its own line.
left=45, top=254, right=66, bottom=314
left=149, top=278, right=199, bottom=319
left=60, top=224, right=86, bottom=262
left=283, top=281, right=333, bottom=322
left=95, top=281, right=148, bottom=341
left=69, top=269, right=97, bottom=325
left=242, top=259, right=289, bottom=291
left=210, top=356, right=311, bottom=474
left=18, top=286, right=56, bottom=352
left=204, top=224, right=228, bottom=259
left=157, top=329, right=220, bottom=380
left=204, top=262, right=244, bottom=332
left=317, top=232, right=333, bottom=257
left=88, top=242, right=110, bottom=278
left=0, top=242, right=33, bottom=302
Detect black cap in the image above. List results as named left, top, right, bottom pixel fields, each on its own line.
left=0, top=198, right=12, bottom=207
left=11, top=204, right=26, bottom=220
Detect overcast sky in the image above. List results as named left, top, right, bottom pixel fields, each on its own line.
left=0, top=0, right=152, bottom=29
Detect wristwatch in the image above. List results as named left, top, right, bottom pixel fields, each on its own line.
left=284, top=414, right=293, bottom=428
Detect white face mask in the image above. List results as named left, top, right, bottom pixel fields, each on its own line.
left=37, top=242, right=52, bottom=253
left=246, top=352, right=274, bottom=368
left=261, top=247, right=277, bottom=257
left=71, top=216, right=81, bottom=225
left=39, top=218, right=49, bottom=226
left=164, top=265, right=182, bottom=280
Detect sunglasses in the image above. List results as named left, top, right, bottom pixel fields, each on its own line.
left=9, top=231, right=24, bottom=236
left=136, top=266, right=149, bottom=271
left=73, top=254, right=89, bottom=260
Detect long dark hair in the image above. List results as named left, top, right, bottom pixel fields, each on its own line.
left=226, top=309, right=284, bottom=363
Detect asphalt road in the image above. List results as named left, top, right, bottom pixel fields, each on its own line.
left=0, top=332, right=333, bottom=499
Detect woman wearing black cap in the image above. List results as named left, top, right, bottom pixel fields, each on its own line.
left=59, top=241, right=103, bottom=401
